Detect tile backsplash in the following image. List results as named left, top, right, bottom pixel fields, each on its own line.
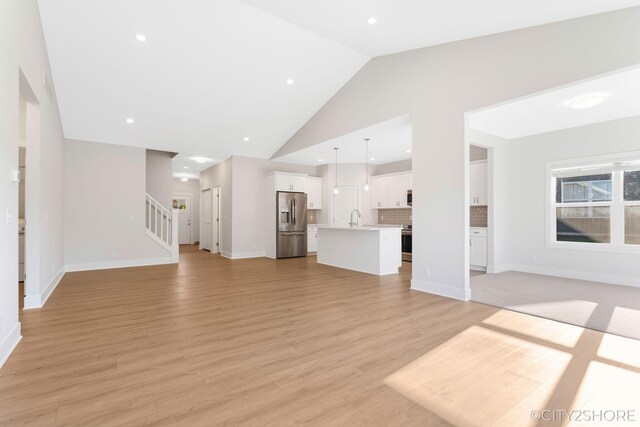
left=470, top=205, right=488, bottom=227
left=378, top=209, right=412, bottom=226
left=307, top=210, right=317, bottom=224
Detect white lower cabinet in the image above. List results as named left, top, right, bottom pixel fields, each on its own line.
left=470, top=228, right=487, bottom=269
left=307, top=227, right=318, bottom=253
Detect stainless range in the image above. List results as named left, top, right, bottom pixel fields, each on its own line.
left=401, top=225, right=412, bottom=262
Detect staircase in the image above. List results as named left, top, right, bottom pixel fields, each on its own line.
left=145, top=193, right=179, bottom=263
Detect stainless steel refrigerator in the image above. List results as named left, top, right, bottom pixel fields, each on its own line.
left=276, top=191, right=307, bottom=258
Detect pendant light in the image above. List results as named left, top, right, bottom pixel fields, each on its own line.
left=364, top=138, right=370, bottom=191
left=333, top=147, right=340, bottom=194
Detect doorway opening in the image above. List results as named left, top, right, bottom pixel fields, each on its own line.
left=18, top=70, right=40, bottom=311
left=18, top=94, right=26, bottom=309
left=468, top=144, right=489, bottom=279
left=201, top=187, right=220, bottom=253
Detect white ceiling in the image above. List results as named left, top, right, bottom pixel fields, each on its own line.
left=37, top=0, right=369, bottom=162
left=273, top=115, right=412, bottom=166
left=469, top=65, right=640, bottom=139
left=241, top=0, right=640, bottom=56
left=37, top=0, right=640, bottom=167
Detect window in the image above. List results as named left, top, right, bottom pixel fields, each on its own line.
left=555, top=174, right=612, bottom=243
left=624, top=170, right=640, bottom=245
left=548, top=155, right=640, bottom=252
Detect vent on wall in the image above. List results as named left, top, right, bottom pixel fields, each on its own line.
left=43, top=72, right=55, bottom=102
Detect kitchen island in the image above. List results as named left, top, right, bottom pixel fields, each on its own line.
left=316, top=225, right=402, bottom=275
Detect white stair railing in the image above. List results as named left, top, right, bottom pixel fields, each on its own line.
left=145, top=193, right=179, bottom=262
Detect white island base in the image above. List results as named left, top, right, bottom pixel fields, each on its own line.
left=316, top=226, right=402, bottom=276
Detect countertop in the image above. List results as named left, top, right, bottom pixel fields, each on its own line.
left=316, top=225, right=402, bottom=231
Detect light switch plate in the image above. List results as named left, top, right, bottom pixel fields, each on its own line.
left=10, top=169, right=21, bottom=183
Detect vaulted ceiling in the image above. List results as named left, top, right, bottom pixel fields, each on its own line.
left=469, top=65, right=640, bottom=139
left=38, top=0, right=640, bottom=171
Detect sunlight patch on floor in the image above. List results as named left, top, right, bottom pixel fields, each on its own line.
left=384, top=309, right=640, bottom=427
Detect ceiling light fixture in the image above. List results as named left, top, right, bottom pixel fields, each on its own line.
left=406, top=149, right=412, bottom=153
left=364, top=138, right=370, bottom=192
left=243, top=136, right=250, bottom=142
left=192, top=157, right=209, bottom=164
left=368, top=17, right=377, bottom=25
left=333, top=147, right=340, bottom=195
left=125, top=118, right=134, bottom=124
left=135, top=34, right=146, bottom=42
left=286, top=78, right=294, bottom=85
left=370, top=157, right=375, bottom=161
left=317, top=159, right=323, bottom=162
left=567, top=93, right=609, bottom=110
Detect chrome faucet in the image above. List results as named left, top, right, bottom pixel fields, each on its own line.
left=349, top=209, right=361, bottom=228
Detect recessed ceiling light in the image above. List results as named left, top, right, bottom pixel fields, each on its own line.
left=317, top=159, right=323, bottom=162
left=286, top=78, right=294, bottom=85
left=567, top=93, right=609, bottom=109
left=183, top=166, right=189, bottom=169
left=135, top=34, right=146, bottom=42
left=368, top=17, right=377, bottom=25
left=370, top=157, right=376, bottom=161
left=406, top=149, right=412, bottom=153
left=191, top=157, right=210, bottom=164
left=125, top=118, right=134, bottom=124
left=243, top=137, right=250, bottom=142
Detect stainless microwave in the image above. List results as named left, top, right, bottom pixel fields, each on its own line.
left=407, top=190, right=412, bottom=206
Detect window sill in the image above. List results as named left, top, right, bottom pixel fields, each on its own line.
left=546, top=241, right=640, bottom=255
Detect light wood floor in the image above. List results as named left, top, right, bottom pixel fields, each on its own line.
left=2, top=246, right=639, bottom=426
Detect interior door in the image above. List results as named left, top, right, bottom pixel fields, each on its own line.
left=333, top=185, right=359, bottom=226
left=212, top=187, right=220, bottom=253
left=201, top=189, right=213, bottom=251
left=173, top=194, right=192, bottom=244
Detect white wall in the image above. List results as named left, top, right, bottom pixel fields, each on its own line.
left=64, top=140, right=170, bottom=271
left=200, top=159, right=233, bottom=254
left=1, top=0, right=66, bottom=366
left=172, top=178, right=201, bottom=244
left=502, top=115, right=640, bottom=286
left=273, top=7, right=640, bottom=300
left=145, top=150, right=173, bottom=209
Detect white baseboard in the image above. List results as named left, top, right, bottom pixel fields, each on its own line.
left=65, top=257, right=174, bottom=272
left=411, top=278, right=469, bottom=301
left=222, top=251, right=266, bottom=260
left=0, top=323, right=22, bottom=369
left=487, top=264, right=514, bottom=274
left=507, top=264, right=640, bottom=288
left=23, top=268, right=65, bottom=310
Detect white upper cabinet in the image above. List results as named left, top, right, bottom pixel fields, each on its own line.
left=371, top=176, right=390, bottom=209
left=470, top=161, right=487, bottom=206
left=305, top=177, right=322, bottom=209
left=276, top=174, right=305, bottom=192
left=371, top=172, right=412, bottom=209
left=389, top=173, right=411, bottom=208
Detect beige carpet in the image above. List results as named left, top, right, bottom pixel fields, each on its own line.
left=471, top=271, right=640, bottom=341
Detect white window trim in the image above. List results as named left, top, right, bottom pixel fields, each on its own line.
left=546, top=151, right=640, bottom=255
